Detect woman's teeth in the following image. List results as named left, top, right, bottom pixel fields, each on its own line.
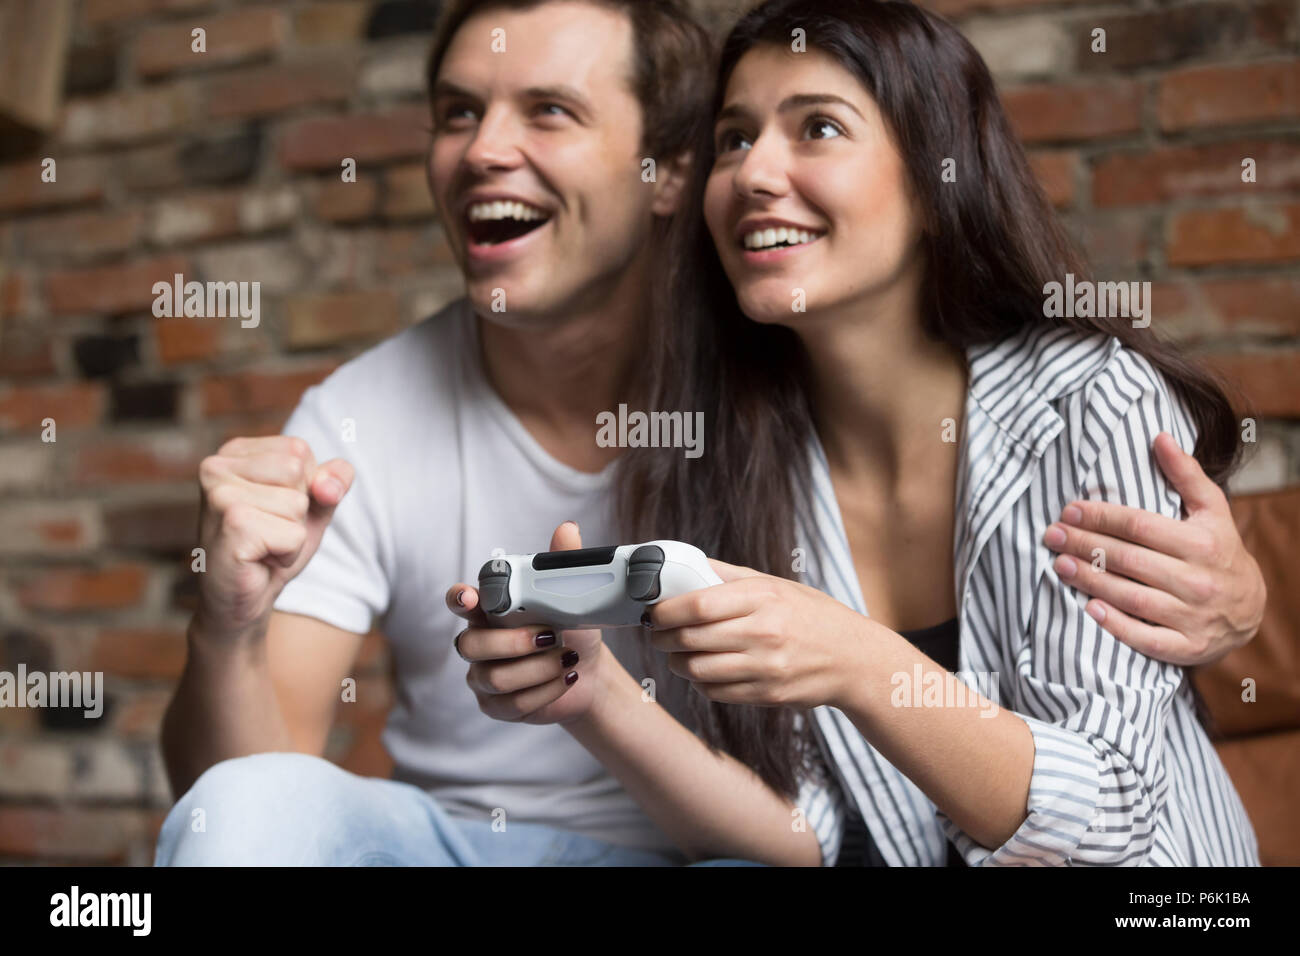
left=467, top=201, right=547, bottom=223
left=742, top=227, right=821, bottom=251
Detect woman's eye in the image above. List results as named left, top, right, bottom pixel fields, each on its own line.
left=439, top=105, right=477, bottom=126
left=806, top=118, right=843, bottom=141
left=717, top=130, right=753, bottom=153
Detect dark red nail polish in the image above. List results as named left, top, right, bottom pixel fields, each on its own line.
left=561, top=650, right=579, bottom=668
left=565, top=671, right=579, bottom=686
left=535, top=631, right=556, bottom=648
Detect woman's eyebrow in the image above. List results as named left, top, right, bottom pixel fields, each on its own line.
left=778, top=93, right=866, bottom=120
left=716, top=93, right=866, bottom=126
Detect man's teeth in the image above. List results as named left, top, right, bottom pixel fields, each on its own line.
left=742, top=227, right=820, bottom=251
left=467, top=201, right=547, bottom=222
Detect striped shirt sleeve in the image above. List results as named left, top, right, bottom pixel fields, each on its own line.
left=794, top=714, right=847, bottom=865
left=938, top=351, right=1197, bottom=866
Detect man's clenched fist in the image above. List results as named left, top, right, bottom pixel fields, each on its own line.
left=194, top=435, right=354, bottom=642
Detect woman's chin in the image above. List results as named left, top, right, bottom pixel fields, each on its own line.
left=736, top=292, right=809, bottom=328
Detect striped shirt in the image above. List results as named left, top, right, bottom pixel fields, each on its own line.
left=794, top=323, right=1260, bottom=866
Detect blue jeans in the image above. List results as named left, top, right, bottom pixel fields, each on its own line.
left=154, top=752, right=760, bottom=866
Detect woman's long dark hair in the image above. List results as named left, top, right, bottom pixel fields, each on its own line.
left=617, top=0, right=1242, bottom=797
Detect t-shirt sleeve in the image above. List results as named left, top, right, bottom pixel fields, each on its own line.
left=273, top=383, right=391, bottom=635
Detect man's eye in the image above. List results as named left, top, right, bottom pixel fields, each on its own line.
left=805, top=118, right=843, bottom=141
left=536, top=103, right=572, bottom=119
left=439, top=105, right=478, bottom=125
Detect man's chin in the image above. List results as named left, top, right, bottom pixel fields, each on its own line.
left=466, top=279, right=561, bottom=327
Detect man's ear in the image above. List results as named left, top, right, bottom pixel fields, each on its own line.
left=651, top=150, right=694, bottom=217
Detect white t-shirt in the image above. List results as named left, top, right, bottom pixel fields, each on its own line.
left=273, top=299, right=681, bottom=853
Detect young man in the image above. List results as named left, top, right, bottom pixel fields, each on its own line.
left=155, top=0, right=1264, bottom=867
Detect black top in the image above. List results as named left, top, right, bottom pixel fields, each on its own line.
left=834, top=616, right=968, bottom=867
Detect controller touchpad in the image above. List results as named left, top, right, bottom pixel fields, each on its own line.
left=533, top=572, right=616, bottom=596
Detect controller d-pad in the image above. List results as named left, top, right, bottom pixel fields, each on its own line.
left=626, top=545, right=666, bottom=602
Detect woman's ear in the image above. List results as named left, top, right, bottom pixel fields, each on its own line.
left=651, top=150, right=694, bottom=217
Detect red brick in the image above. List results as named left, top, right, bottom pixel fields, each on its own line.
left=1159, top=62, right=1300, bottom=132
left=133, top=7, right=287, bottom=78
left=19, top=208, right=145, bottom=262
left=82, top=0, right=211, bottom=28
left=285, top=290, right=400, bottom=349
left=294, top=2, right=372, bottom=48
left=199, top=363, right=339, bottom=416
left=16, top=564, right=150, bottom=612
left=376, top=225, right=456, bottom=277
left=60, top=85, right=200, bottom=148
left=1072, top=212, right=1150, bottom=272
left=1200, top=351, right=1300, bottom=418
left=215, top=412, right=295, bottom=442
left=278, top=106, right=431, bottom=171
left=154, top=316, right=221, bottom=364
left=313, top=174, right=379, bottom=222
left=149, top=191, right=241, bottom=245
left=1002, top=81, right=1142, bottom=144
left=0, top=806, right=161, bottom=863
left=1093, top=140, right=1300, bottom=207
left=1154, top=277, right=1300, bottom=341
left=1075, top=4, right=1294, bottom=73
left=0, top=324, right=56, bottom=377
left=110, top=688, right=173, bottom=737
left=0, top=502, right=103, bottom=556
left=210, top=61, right=354, bottom=120
left=0, top=382, right=106, bottom=432
left=74, top=434, right=202, bottom=484
left=90, top=626, right=186, bottom=679
left=381, top=162, right=435, bottom=220
left=1028, top=150, right=1077, bottom=209
left=1167, top=203, right=1300, bottom=267
left=0, top=157, right=106, bottom=214
left=1, top=271, right=30, bottom=318
left=45, top=253, right=190, bottom=316
left=104, top=498, right=201, bottom=554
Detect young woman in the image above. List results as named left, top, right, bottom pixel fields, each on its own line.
left=445, top=0, right=1264, bottom=865
left=615, top=0, right=1261, bottom=865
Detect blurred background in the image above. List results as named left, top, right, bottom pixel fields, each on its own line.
left=0, top=0, right=1296, bottom=865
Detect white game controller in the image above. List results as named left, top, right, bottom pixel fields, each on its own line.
left=477, top=540, right=723, bottom=629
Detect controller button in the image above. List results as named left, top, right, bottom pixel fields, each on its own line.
left=626, top=545, right=666, bottom=602
left=477, top=560, right=513, bottom=615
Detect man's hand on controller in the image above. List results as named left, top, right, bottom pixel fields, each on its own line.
left=446, top=521, right=607, bottom=725
left=195, top=435, right=355, bottom=643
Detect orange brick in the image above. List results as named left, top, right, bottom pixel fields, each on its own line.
left=17, top=563, right=150, bottom=612
left=134, top=7, right=287, bottom=78
left=1167, top=203, right=1300, bottom=267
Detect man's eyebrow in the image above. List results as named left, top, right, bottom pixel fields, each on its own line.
left=431, top=80, right=480, bottom=101
left=715, top=93, right=866, bottom=125
left=522, top=84, right=596, bottom=114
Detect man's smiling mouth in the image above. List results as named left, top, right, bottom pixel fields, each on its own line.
left=466, top=200, right=552, bottom=246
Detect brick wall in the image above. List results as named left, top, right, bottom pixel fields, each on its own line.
left=0, top=0, right=1295, bottom=864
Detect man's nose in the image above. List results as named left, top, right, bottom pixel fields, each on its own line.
left=463, top=107, right=525, bottom=174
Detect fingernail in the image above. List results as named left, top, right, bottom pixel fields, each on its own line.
left=565, top=520, right=579, bottom=532
left=564, top=671, right=579, bottom=686
left=1044, top=525, right=1066, bottom=548
left=1087, top=601, right=1106, bottom=622
left=535, top=631, right=556, bottom=648
left=322, top=477, right=344, bottom=499
left=640, top=611, right=652, bottom=629
left=1054, top=555, right=1077, bottom=578
left=1062, top=505, right=1083, bottom=525
left=455, top=589, right=466, bottom=607
left=561, top=650, right=579, bottom=668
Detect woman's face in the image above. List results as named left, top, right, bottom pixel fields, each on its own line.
left=704, top=43, right=924, bottom=326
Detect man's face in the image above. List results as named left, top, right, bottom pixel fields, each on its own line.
left=429, top=2, right=656, bottom=324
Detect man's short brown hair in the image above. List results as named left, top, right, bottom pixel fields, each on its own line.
left=426, top=0, right=714, bottom=161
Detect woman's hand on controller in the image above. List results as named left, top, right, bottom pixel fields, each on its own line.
left=444, top=521, right=607, bottom=725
